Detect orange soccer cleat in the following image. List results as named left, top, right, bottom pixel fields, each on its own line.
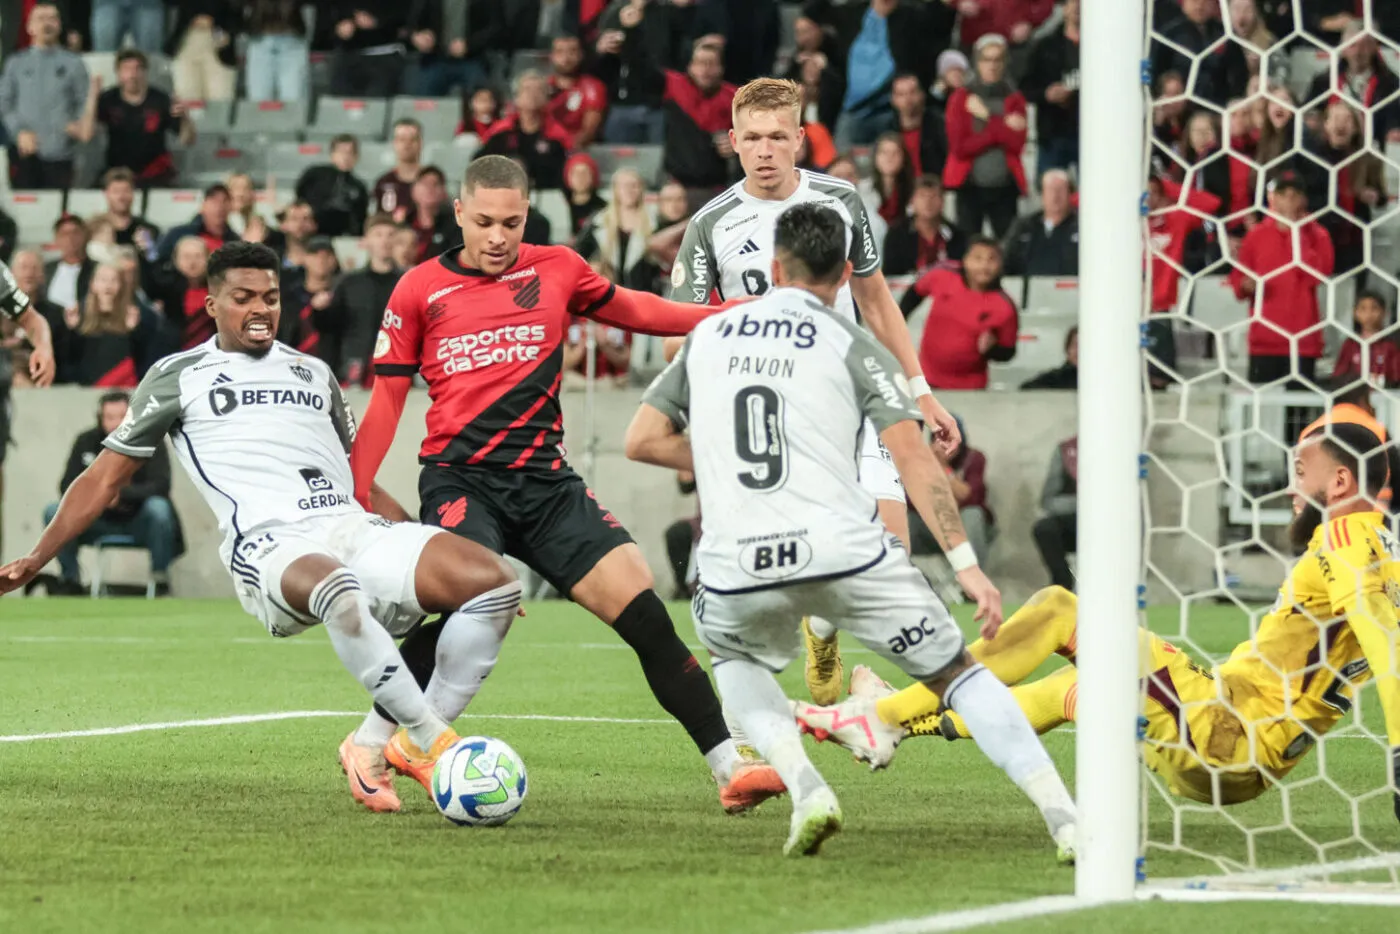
left=338, top=732, right=402, bottom=813
left=719, top=761, right=787, bottom=815
left=384, top=727, right=462, bottom=793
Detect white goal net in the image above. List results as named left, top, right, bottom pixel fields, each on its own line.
left=1137, top=0, right=1400, bottom=899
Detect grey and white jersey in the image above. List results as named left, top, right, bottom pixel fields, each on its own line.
left=668, top=170, right=881, bottom=322
left=104, top=338, right=363, bottom=571
left=644, top=286, right=921, bottom=594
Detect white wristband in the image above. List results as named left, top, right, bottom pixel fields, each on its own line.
left=947, top=542, right=978, bottom=573
left=908, top=374, right=932, bottom=399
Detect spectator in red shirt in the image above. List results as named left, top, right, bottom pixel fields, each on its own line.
left=863, top=131, right=914, bottom=226
left=149, top=236, right=211, bottom=351
left=478, top=71, right=574, bottom=190
left=372, top=119, right=424, bottom=221
left=944, top=34, right=1028, bottom=238
left=1228, top=169, right=1334, bottom=387
left=466, top=86, right=501, bottom=140
left=655, top=40, right=737, bottom=191
left=1333, top=291, right=1400, bottom=388
left=564, top=152, right=607, bottom=240
left=883, top=175, right=966, bottom=278
left=957, top=0, right=1056, bottom=53
left=1145, top=169, right=1221, bottom=387
left=891, top=73, right=946, bottom=182
left=97, top=50, right=194, bottom=187
left=546, top=34, right=608, bottom=149
left=906, top=235, right=1019, bottom=389
left=1152, top=71, right=1187, bottom=147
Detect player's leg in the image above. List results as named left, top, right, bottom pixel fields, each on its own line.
left=797, top=556, right=1077, bottom=860
left=876, top=585, right=1080, bottom=735
left=937, top=665, right=1079, bottom=740
left=695, top=586, right=840, bottom=855
left=521, top=471, right=779, bottom=808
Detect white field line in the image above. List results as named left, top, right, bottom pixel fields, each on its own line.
left=0, top=710, right=674, bottom=743
left=797, top=895, right=1087, bottom=934
left=1148, top=852, right=1400, bottom=888
left=1140, top=888, right=1400, bottom=907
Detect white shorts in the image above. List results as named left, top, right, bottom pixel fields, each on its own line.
left=859, top=421, right=904, bottom=503
left=692, top=542, right=964, bottom=681
left=231, top=512, right=445, bottom=638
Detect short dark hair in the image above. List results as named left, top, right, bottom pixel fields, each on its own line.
left=914, top=174, right=943, bottom=192
left=364, top=212, right=398, bottom=233
left=116, top=49, right=147, bottom=70
left=773, top=203, right=847, bottom=286
left=330, top=133, right=359, bottom=152
left=100, top=166, right=136, bottom=189
left=554, top=33, right=581, bottom=46
left=98, top=390, right=130, bottom=409
left=207, top=242, right=280, bottom=290
left=1355, top=289, right=1388, bottom=310
left=416, top=165, right=446, bottom=185
left=203, top=183, right=231, bottom=201
left=463, top=154, right=530, bottom=197
left=53, top=213, right=83, bottom=233
left=1316, top=422, right=1389, bottom=498
left=392, top=117, right=423, bottom=135
left=966, top=234, right=1002, bottom=254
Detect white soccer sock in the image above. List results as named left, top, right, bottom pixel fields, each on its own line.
left=703, top=739, right=741, bottom=782
left=423, top=580, right=523, bottom=722
left=714, top=658, right=828, bottom=805
left=310, top=568, right=447, bottom=751
left=943, top=664, right=1078, bottom=838
left=807, top=615, right=837, bottom=641
left=723, top=704, right=753, bottom=749
left=353, top=710, right=398, bottom=750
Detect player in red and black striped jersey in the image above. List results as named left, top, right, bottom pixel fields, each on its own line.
left=348, top=155, right=785, bottom=814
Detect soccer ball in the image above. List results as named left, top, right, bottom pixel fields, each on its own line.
left=431, top=736, right=528, bottom=826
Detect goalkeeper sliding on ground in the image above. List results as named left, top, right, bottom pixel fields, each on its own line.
left=794, top=422, right=1400, bottom=818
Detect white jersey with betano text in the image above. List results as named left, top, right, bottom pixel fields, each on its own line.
left=643, top=287, right=921, bottom=594
left=103, top=339, right=363, bottom=574
left=668, top=170, right=881, bottom=321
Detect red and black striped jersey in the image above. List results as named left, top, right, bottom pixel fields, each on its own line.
left=373, top=244, right=617, bottom=470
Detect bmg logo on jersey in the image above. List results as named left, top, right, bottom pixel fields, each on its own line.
left=739, top=533, right=813, bottom=581
left=719, top=313, right=816, bottom=349
left=436, top=324, right=547, bottom=375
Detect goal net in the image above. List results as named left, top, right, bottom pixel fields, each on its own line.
left=1136, top=0, right=1400, bottom=900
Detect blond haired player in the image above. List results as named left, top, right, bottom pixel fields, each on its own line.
left=668, top=77, right=967, bottom=708
left=798, top=423, right=1400, bottom=820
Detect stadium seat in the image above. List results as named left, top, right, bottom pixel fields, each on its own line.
left=144, top=189, right=203, bottom=228
left=230, top=100, right=308, bottom=143
left=82, top=52, right=116, bottom=88
left=175, top=139, right=257, bottom=184
left=268, top=141, right=331, bottom=186
left=589, top=145, right=664, bottom=186
left=9, top=190, right=64, bottom=248
left=308, top=97, right=389, bottom=142
left=88, top=535, right=155, bottom=599
left=255, top=186, right=296, bottom=215
left=534, top=189, right=572, bottom=244
left=183, top=99, right=234, bottom=138
left=65, top=188, right=109, bottom=218
left=332, top=235, right=367, bottom=270
left=353, top=141, right=443, bottom=188
left=435, top=134, right=480, bottom=183
left=509, top=50, right=550, bottom=80
left=389, top=97, right=462, bottom=143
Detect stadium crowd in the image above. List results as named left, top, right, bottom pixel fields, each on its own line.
left=3, top=0, right=1400, bottom=592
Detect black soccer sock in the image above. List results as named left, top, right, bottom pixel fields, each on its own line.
left=373, top=617, right=446, bottom=724
left=612, top=590, right=730, bottom=755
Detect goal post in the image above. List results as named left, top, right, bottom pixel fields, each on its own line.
left=1075, top=0, right=1147, bottom=903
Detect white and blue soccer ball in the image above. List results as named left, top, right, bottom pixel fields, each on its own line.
left=431, top=736, right=528, bottom=826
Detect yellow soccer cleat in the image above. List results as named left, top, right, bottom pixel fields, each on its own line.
left=384, top=727, right=461, bottom=794
left=802, top=617, right=844, bottom=706
left=338, top=732, right=402, bottom=813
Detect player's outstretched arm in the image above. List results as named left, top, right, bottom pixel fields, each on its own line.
left=349, top=375, right=411, bottom=509
left=624, top=403, right=693, bottom=472
left=586, top=284, right=724, bottom=337
left=17, top=305, right=54, bottom=387
left=882, top=419, right=1003, bottom=635
left=0, top=449, right=143, bottom=593
left=850, top=270, right=962, bottom=456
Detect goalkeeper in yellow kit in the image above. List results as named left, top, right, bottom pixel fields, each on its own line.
left=794, top=422, right=1400, bottom=816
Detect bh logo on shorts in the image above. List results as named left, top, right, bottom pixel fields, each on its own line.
left=739, top=534, right=813, bottom=581
left=887, top=617, right=938, bottom=655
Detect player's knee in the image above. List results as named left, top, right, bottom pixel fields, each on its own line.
left=922, top=647, right=977, bottom=696
left=1028, top=585, right=1076, bottom=613
left=308, top=567, right=367, bottom=637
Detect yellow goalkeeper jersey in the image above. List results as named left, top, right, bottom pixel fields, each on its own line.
left=1217, top=510, right=1400, bottom=773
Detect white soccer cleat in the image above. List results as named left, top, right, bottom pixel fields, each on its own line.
left=847, top=663, right=895, bottom=700
left=1054, top=823, right=1077, bottom=866
left=783, top=787, right=843, bottom=857
left=792, top=695, right=906, bottom=771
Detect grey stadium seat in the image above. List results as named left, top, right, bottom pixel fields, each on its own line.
left=183, top=99, right=234, bottom=138
left=230, top=99, right=308, bottom=143
left=589, top=145, right=664, bottom=186
left=389, top=97, right=461, bottom=143
left=65, top=188, right=109, bottom=219
left=143, top=189, right=204, bottom=228
left=10, top=190, right=65, bottom=248
left=268, top=141, right=331, bottom=186
left=175, top=139, right=257, bottom=184
left=309, top=97, right=389, bottom=142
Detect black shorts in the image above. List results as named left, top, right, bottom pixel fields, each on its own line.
left=418, top=463, right=634, bottom=594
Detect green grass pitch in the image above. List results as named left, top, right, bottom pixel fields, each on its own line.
left=1, top=598, right=1396, bottom=934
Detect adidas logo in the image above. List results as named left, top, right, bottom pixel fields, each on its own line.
left=212, top=373, right=233, bottom=385
left=738, top=239, right=761, bottom=256
left=373, top=664, right=400, bottom=689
